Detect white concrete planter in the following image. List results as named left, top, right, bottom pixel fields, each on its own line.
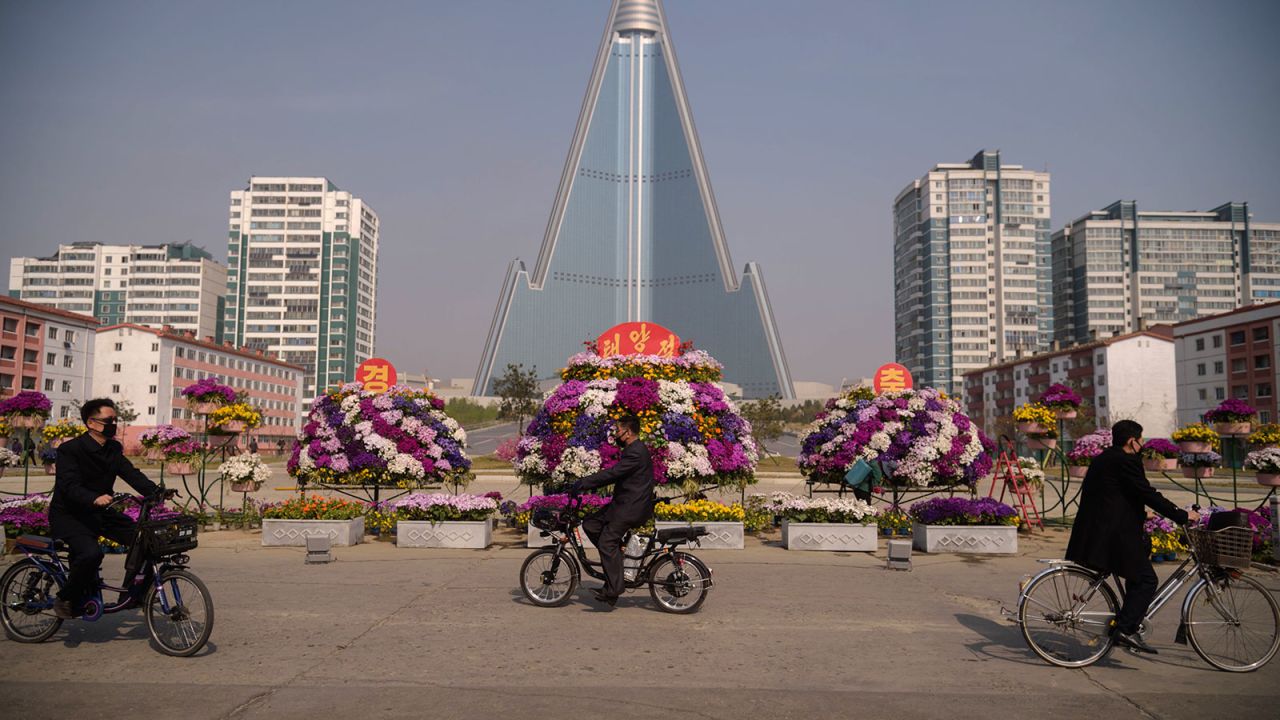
left=397, top=520, right=491, bottom=549
left=912, top=522, right=1017, bottom=554
left=655, top=521, right=744, bottom=550
left=527, top=521, right=596, bottom=550
left=261, top=517, right=364, bottom=547
left=781, top=521, right=877, bottom=552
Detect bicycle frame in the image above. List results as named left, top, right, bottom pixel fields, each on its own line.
left=540, top=520, right=709, bottom=591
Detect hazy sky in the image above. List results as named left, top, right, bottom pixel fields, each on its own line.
left=2, top=0, right=1278, bottom=387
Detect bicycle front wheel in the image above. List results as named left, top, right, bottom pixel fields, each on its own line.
left=1018, top=566, right=1118, bottom=667
left=0, top=559, right=63, bottom=643
left=144, top=569, right=214, bottom=657
left=1185, top=573, right=1280, bottom=672
left=520, top=548, right=579, bottom=607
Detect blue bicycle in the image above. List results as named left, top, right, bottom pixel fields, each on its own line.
left=0, top=488, right=213, bottom=656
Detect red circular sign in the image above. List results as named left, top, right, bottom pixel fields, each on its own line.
left=873, top=363, right=913, bottom=394
left=356, top=358, right=397, bottom=393
left=596, top=322, right=682, bottom=357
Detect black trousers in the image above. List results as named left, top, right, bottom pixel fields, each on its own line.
left=1115, top=560, right=1159, bottom=634
left=581, top=514, right=634, bottom=600
left=52, top=510, right=139, bottom=606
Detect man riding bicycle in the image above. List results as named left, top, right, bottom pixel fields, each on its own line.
left=50, top=398, right=160, bottom=619
left=569, top=415, right=654, bottom=607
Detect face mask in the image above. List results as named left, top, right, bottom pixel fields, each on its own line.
left=613, top=433, right=627, bottom=447
left=99, top=420, right=118, bottom=438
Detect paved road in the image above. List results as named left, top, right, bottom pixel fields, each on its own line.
left=1, top=525, right=1277, bottom=719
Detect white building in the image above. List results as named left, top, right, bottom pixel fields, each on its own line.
left=1173, top=302, right=1280, bottom=427
left=223, top=176, right=379, bottom=404
left=93, top=324, right=305, bottom=449
left=0, top=296, right=98, bottom=421
left=894, top=149, right=1052, bottom=394
left=8, top=241, right=227, bottom=339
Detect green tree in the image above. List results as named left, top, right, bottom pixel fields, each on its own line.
left=741, top=394, right=785, bottom=455
left=494, top=364, right=540, bottom=434
left=444, top=398, right=500, bottom=428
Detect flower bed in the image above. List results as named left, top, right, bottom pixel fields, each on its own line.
left=513, top=493, right=611, bottom=548
left=261, top=495, right=366, bottom=547
left=653, top=499, right=746, bottom=549
left=765, top=494, right=878, bottom=551
left=909, top=497, right=1019, bottom=554
left=289, top=383, right=472, bottom=493
left=797, top=387, right=993, bottom=490
left=1, top=493, right=50, bottom=539
left=392, top=492, right=497, bottom=549
left=514, top=349, right=758, bottom=494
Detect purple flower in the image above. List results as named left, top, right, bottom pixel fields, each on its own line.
left=1038, top=383, right=1082, bottom=409
left=179, top=378, right=237, bottom=404
left=0, top=391, right=52, bottom=415
left=1204, top=398, right=1257, bottom=423
left=909, top=497, right=1018, bottom=526
left=1141, top=438, right=1180, bottom=459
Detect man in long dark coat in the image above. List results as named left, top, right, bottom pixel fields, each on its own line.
left=571, top=415, right=654, bottom=607
left=1066, top=420, right=1199, bottom=653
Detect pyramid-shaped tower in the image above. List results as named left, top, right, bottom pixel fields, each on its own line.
left=474, top=0, right=794, bottom=398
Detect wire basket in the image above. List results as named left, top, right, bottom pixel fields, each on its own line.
left=140, top=516, right=199, bottom=558
left=1186, top=526, right=1254, bottom=570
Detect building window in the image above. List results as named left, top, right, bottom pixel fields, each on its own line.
left=1263, top=411, right=1273, bottom=424
left=1195, top=338, right=1205, bottom=352
left=1098, top=396, right=1107, bottom=408
left=1230, top=330, right=1246, bottom=346
left=1198, top=388, right=1207, bottom=401
left=147, top=406, right=155, bottom=415
left=149, top=385, right=157, bottom=394
left=1196, top=363, right=1206, bottom=376
left=1214, top=361, right=1224, bottom=374
left=114, top=342, right=123, bottom=351
left=46, top=352, right=55, bottom=365
left=48, top=327, right=57, bottom=340
left=1216, top=387, right=1226, bottom=400
left=44, top=378, right=54, bottom=392
left=1233, top=385, right=1250, bottom=400
left=1257, top=355, right=1271, bottom=370
left=62, top=381, right=71, bottom=392
left=150, top=364, right=158, bottom=373
left=24, top=323, right=39, bottom=337
left=112, top=363, right=121, bottom=372
left=1212, top=334, right=1222, bottom=349
left=1259, top=383, right=1273, bottom=398
left=151, top=343, right=159, bottom=352
left=112, top=384, right=120, bottom=394
left=64, top=356, right=73, bottom=368
left=1254, top=327, right=1270, bottom=342
left=1232, top=358, right=1247, bottom=374
left=64, top=330, right=75, bottom=343
left=22, top=349, right=36, bottom=364
left=59, top=406, right=69, bottom=419
left=1, top=318, right=17, bottom=333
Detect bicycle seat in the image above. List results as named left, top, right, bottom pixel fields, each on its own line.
left=655, top=526, right=709, bottom=543
left=15, top=535, right=66, bottom=552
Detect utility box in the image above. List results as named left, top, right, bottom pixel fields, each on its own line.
left=886, top=539, right=912, bottom=571
left=305, top=535, right=333, bottom=564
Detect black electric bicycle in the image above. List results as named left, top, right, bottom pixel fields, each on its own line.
left=0, top=488, right=213, bottom=656
left=519, top=498, right=714, bottom=613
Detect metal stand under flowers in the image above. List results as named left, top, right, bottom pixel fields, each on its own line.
left=1018, top=414, right=1079, bottom=524
left=173, top=405, right=240, bottom=522
left=1158, top=430, right=1275, bottom=511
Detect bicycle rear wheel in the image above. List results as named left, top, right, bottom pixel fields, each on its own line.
left=1185, top=573, right=1280, bottom=672
left=1018, top=566, right=1118, bottom=667
left=520, top=548, right=579, bottom=607
left=0, top=559, right=62, bottom=643
left=144, top=569, right=214, bottom=657
left=648, top=552, right=711, bottom=614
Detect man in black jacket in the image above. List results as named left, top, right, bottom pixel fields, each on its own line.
left=50, top=398, right=160, bottom=619
left=571, top=415, right=654, bottom=607
left=1066, top=420, right=1199, bottom=654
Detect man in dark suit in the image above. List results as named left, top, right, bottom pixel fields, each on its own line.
left=571, top=415, right=654, bottom=607
left=1066, top=420, right=1199, bottom=654
left=50, top=398, right=160, bottom=618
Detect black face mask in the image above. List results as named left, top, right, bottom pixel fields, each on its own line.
left=98, top=420, right=118, bottom=439
left=614, top=433, right=629, bottom=447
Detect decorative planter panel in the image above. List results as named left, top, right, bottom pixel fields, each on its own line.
left=1143, top=458, right=1178, bottom=472
left=1177, top=441, right=1211, bottom=453
left=1016, top=422, right=1047, bottom=434
left=781, top=521, right=877, bottom=552
left=527, top=522, right=596, bottom=550
left=398, top=520, right=491, bottom=549
left=1068, top=465, right=1089, bottom=478
left=654, top=521, right=744, bottom=550
left=912, top=522, right=1017, bottom=554
left=1054, top=409, right=1078, bottom=420
left=262, top=517, right=364, bottom=547
left=1027, top=437, right=1057, bottom=450
left=1181, top=467, right=1215, bottom=479
left=1213, top=422, right=1251, bottom=436
left=1256, top=473, right=1280, bottom=487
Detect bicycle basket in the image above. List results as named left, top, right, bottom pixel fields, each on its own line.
left=140, top=516, right=199, bottom=557
left=1187, top=525, right=1253, bottom=570
left=531, top=507, right=568, bottom=531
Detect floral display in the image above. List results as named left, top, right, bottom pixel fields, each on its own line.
left=1171, top=423, right=1221, bottom=451
left=0, top=447, right=21, bottom=468
left=1012, top=402, right=1056, bottom=427
left=219, top=453, right=272, bottom=487
left=180, top=378, right=237, bottom=405
left=40, top=419, right=85, bottom=444
left=0, top=391, right=52, bottom=420
left=876, top=508, right=912, bottom=534
left=208, top=402, right=262, bottom=432
left=392, top=493, right=498, bottom=522
left=1244, top=447, right=1280, bottom=474
left=1204, top=398, right=1257, bottom=424
left=798, top=387, right=994, bottom=489
left=1246, top=423, right=1280, bottom=448
left=1179, top=451, right=1222, bottom=468
left=139, top=425, right=193, bottom=451
left=261, top=494, right=366, bottom=520
left=507, top=493, right=612, bottom=531
left=908, top=497, right=1020, bottom=527
left=653, top=499, right=746, bottom=523
left=1066, top=428, right=1111, bottom=466
left=1141, top=439, right=1180, bottom=459
left=0, top=493, right=50, bottom=537
left=165, top=439, right=203, bottom=463
left=765, top=494, right=878, bottom=524
left=1038, top=383, right=1083, bottom=412
left=0, top=417, right=11, bottom=437
left=1017, top=456, right=1045, bottom=489
left=513, top=349, right=758, bottom=493
left=289, top=383, right=472, bottom=490
left=1144, top=515, right=1186, bottom=558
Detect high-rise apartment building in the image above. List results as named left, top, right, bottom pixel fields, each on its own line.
left=223, top=176, right=379, bottom=403
left=1051, top=201, right=1280, bottom=346
left=8, top=242, right=226, bottom=339
left=893, top=150, right=1052, bottom=394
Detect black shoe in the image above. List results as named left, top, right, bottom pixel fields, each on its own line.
left=1114, top=630, right=1158, bottom=654
left=592, top=589, right=618, bottom=607
left=52, top=598, right=77, bottom=620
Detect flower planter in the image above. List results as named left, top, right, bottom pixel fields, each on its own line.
left=262, top=517, right=365, bottom=546
left=654, top=521, right=744, bottom=550
left=526, top=521, right=596, bottom=550
left=781, top=521, right=877, bottom=552
left=7, top=414, right=45, bottom=429
left=1068, top=465, right=1089, bottom=479
left=167, top=461, right=194, bottom=475
left=1027, top=437, right=1057, bottom=450
left=397, top=520, right=491, bottom=549
left=1143, top=457, right=1178, bottom=472
left=1177, top=441, right=1211, bottom=453
left=229, top=480, right=263, bottom=493
left=1256, top=472, right=1280, bottom=487
left=1213, top=422, right=1251, bottom=436
left=1053, top=409, right=1078, bottom=420
left=190, top=400, right=221, bottom=415
left=220, top=420, right=246, bottom=433
left=1181, top=466, right=1215, bottom=479
left=43, top=464, right=55, bottom=475
left=911, top=522, right=1018, bottom=554
left=144, top=447, right=165, bottom=461
left=1016, top=422, right=1047, bottom=434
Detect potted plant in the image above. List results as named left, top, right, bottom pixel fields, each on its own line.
left=180, top=378, right=237, bottom=415
left=654, top=498, right=746, bottom=549
left=1016, top=456, right=1045, bottom=490
left=1039, top=384, right=1083, bottom=419
left=39, top=419, right=84, bottom=449
left=517, top=493, right=611, bottom=549
left=220, top=453, right=271, bottom=493
left=0, top=492, right=51, bottom=553
left=1171, top=423, right=1220, bottom=454
left=39, top=447, right=57, bottom=474
left=1026, top=427, right=1058, bottom=450
left=1145, top=516, right=1184, bottom=562
left=1204, top=398, right=1257, bottom=436
left=138, top=424, right=193, bottom=461
left=164, top=439, right=202, bottom=475
left=876, top=508, right=911, bottom=537
left=261, top=494, right=366, bottom=546
left=1246, top=423, right=1280, bottom=450
left=908, top=496, right=1020, bottom=554
left=1244, top=447, right=1280, bottom=487
left=391, top=492, right=498, bottom=549
left=0, top=391, right=52, bottom=429
left=208, top=402, right=262, bottom=434
left=0, top=447, right=21, bottom=479
left=1140, top=439, right=1180, bottom=471
left=767, top=493, right=879, bottom=552
left=1179, top=450, right=1221, bottom=479
left=1013, top=402, right=1056, bottom=435
left=1066, top=427, right=1110, bottom=478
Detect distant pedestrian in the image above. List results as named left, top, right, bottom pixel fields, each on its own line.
left=249, top=437, right=259, bottom=455
left=276, top=438, right=286, bottom=457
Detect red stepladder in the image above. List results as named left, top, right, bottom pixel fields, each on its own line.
left=988, top=436, right=1044, bottom=530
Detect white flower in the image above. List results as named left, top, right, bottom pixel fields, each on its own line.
left=388, top=453, right=425, bottom=478
left=552, top=446, right=603, bottom=481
